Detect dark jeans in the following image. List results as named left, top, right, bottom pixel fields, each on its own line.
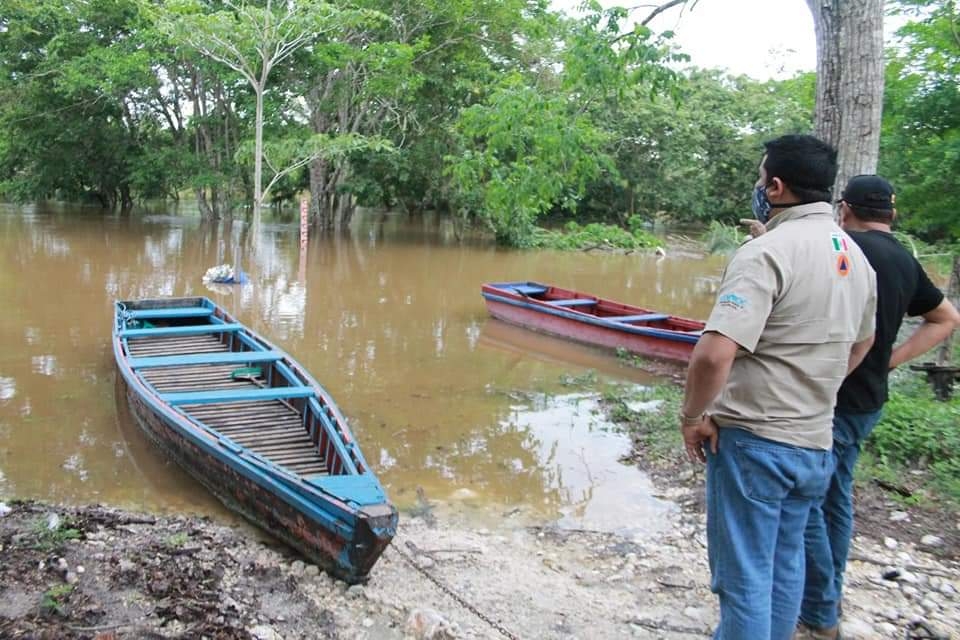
left=800, top=409, right=883, bottom=628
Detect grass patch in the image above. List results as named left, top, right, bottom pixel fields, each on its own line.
left=615, top=347, right=647, bottom=369
left=862, top=378, right=960, bottom=503
left=166, top=532, right=189, bottom=547
left=601, top=383, right=683, bottom=463
left=41, top=584, right=74, bottom=616
left=31, top=516, right=81, bottom=551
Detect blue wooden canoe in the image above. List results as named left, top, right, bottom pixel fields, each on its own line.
left=113, top=297, right=397, bottom=583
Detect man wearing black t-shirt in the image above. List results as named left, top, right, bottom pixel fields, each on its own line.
left=796, top=176, right=960, bottom=639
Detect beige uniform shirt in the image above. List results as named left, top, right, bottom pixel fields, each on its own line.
left=705, top=202, right=877, bottom=450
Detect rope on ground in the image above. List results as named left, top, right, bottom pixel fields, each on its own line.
left=390, top=539, right=521, bottom=640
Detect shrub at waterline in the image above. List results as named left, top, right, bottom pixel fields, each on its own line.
left=533, top=221, right=660, bottom=251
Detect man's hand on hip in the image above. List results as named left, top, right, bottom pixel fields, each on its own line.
left=681, top=415, right=718, bottom=464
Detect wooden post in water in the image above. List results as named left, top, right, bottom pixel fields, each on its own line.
left=298, top=197, right=309, bottom=283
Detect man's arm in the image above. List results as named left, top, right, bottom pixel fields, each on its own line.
left=680, top=332, right=739, bottom=463
left=889, top=299, right=960, bottom=369
left=847, top=334, right=875, bottom=375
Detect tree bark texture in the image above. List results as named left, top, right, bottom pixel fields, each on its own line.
left=806, top=0, right=885, bottom=200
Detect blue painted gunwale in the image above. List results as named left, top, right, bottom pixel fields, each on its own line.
left=480, top=291, right=701, bottom=344
left=113, top=297, right=395, bottom=578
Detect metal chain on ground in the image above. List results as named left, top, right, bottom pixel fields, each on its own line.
left=390, top=540, right=521, bottom=640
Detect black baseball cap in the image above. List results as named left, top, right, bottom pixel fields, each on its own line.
left=842, top=175, right=895, bottom=210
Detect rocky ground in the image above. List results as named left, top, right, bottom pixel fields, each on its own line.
left=1, top=461, right=958, bottom=640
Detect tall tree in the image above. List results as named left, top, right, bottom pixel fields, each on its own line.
left=806, top=0, right=885, bottom=197
left=164, top=0, right=337, bottom=221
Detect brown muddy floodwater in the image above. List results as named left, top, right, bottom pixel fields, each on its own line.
left=0, top=203, right=727, bottom=537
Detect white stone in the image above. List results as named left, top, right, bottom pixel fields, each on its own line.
left=448, top=488, right=478, bottom=501
left=940, top=582, right=957, bottom=597
left=405, top=608, right=461, bottom=640
left=877, top=622, right=898, bottom=635
left=0, top=502, right=11, bottom=517
left=682, top=606, right=707, bottom=623
left=248, top=625, right=283, bottom=640
left=346, top=584, right=365, bottom=599
left=881, top=608, right=900, bottom=622
left=884, top=537, right=898, bottom=549
left=889, top=511, right=909, bottom=522
left=899, top=570, right=919, bottom=584
left=920, top=598, right=939, bottom=612
left=836, top=617, right=874, bottom=639
left=920, top=534, right=944, bottom=548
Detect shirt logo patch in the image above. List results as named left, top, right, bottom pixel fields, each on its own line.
left=831, top=233, right=848, bottom=253
left=718, top=293, right=748, bottom=310
left=836, top=253, right=851, bottom=277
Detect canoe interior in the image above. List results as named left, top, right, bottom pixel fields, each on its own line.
left=116, top=297, right=358, bottom=478
left=484, top=281, right=705, bottom=333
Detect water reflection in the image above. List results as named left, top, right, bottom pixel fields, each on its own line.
left=0, top=203, right=726, bottom=530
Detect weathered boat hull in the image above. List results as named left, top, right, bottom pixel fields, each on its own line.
left=481, top=282, right=703, bottom=363
left=113, top=297, right=396, bottom=583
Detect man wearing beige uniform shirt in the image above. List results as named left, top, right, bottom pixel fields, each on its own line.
left=680, top=135, right=877, bottom=640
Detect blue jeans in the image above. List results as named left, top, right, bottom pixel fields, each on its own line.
left=800, top=409, right=883, bottom=628
left=706, top=427, right=832, bottom=640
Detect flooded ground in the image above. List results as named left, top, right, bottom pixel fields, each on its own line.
left=0, top=203, right=727, bottom=533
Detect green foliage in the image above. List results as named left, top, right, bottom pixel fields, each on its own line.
left=866, top=379, right=960, bottom=502
left=880, top=0, right=960, bottom=241
left=446, top=77, right=614, bottom=247
left=603, top=384, right=683, bottom=461
left=558, top=369, right=599, bottom=387
left=704, top=221, right=746, bottom=255
left=531, top=221, right=659, bottom=251
left=31, top=516, right=81, bottom=551
left=615, top=347, right=647, bottom=369
left=166, top=531, right=189, bottom=547
left=41, top=584, right=74, bottom=616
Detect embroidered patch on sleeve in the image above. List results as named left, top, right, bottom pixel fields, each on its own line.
left=836, top=253, right=851, bottom=277
left=718, top=293, right=748, bottom=310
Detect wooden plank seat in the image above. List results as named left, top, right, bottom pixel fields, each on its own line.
left=126, top=307, right=215, bottom=320
left=126, top=335, right=230, bottom=357
left=509, top=284, right=549, bottom=296
left=129, top=350, right=281, bottom=369
left=547, top=298, right=597, bottom=307
left=163, top=386, right=315, bottom=406
left=607, top=313, right=669, bottom=323
left=120, top=323, right=244, bottom=339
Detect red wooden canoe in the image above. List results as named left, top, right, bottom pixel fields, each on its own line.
left=481, top=281, right=704, bottom=363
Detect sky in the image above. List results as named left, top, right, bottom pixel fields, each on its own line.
left=551, top=0, right=819, bottom=81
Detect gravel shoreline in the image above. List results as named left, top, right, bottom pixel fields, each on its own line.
left=2, top=469, right=958, bottom=640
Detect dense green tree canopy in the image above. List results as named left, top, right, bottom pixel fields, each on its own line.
left=0, top=0, right=955, bottom=245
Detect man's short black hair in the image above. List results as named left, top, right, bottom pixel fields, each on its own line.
left=762, top=134, right=838, bottom=203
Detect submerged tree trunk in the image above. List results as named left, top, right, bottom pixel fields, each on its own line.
left=806, top=0, right=885, bottom=199
left=120, top=183, right=134, bottom=213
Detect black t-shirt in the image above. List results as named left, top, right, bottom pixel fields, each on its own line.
left=836, top=230, right=944, bottom=412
